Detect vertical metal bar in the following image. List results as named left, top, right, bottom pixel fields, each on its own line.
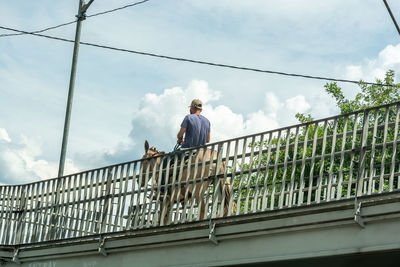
left=86, top=171, right=96, bottom=234
left=146, top=159, right=159, bottom=227
left=2, top=186, right=10, bottom=244
left=235, top=139, right=248, bottom=214
left=188, top=148, right=202, bottom=221
left=347, top=113, right=359, bottom=198
left=211, top=143, right=224, bottom=218
left=134, top=162, right=146, bottom=228
left=99, top=168, right=112, bottom=232
left=91, top=170, right=102, bottom=233
left=106, top=166, right=118, bottom=232
left=174, top=151, right=187, bottom=223
left=127, top=162, right=138, bottom=230
left=228, top=139, right=240, bottom=215
left=30, top=183, right=40, bottom=243
left=152, top=156, right=164, bottom=226
left=43, top=180, right=52, bottom=241
left=159, top=155, right=172, bottom=226
left=203, top=144, right=216, bottom=220
left=182, top=149, right=195, bottom=223
left=71, top=173, right=81, bottom=237
left=356, top=111, right=370, bottom=197
left=74, top=174, right=82, bottom=237
left=298, top=124, right=309, bottom=206
left=261, top=133, right=274, bottom=210
left=196, top=146, right=211, bottom=220
left=389, top=105, right=400, bottom=191
left=368, top=111, right=379, bottom=195
left=220, top=142, right=232, bottom=217
left=316, top=120, right=328, bottom=203
left=63, top=176, right=74, bottom=238
left=114, top=165, right=126, bottom=230
left=288, top=127, right=300, bottom=207
left=79, top=172, right=89, bottom=235
left=244, top=137, right=256, bottom=214
left=166, top=150, right=181, bottom=224
left=23, top=184, right=34, bottom=243
left=278, top=129, right=291, bottom=208
left=327, top=118, right=338, bottom=202
left=270, top=131, right=282, bottom=210
left=336, top=116, right=348, bottom=200
left=251, top=134, right=265, bottom=212
left=16, top=185, right=27, bottom=245
left=38, top=181, right=48, bottom=242
left=7, top=186, right=16, bottom=245
left=379, top=108, right=389, bottom=193
left=307, top=123, right=319, bottom=204
left=0, top=186, right=5, bottom=243
left=75, top=173, right=84, bottom=236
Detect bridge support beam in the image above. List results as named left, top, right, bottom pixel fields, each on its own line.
left=1, top=192, right=400, bottom=266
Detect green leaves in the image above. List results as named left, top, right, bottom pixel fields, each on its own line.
left=297, top=70, right=400, bottom=120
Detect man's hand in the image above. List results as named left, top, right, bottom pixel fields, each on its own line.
left=177, top=126, right=186, bottom=145
left=177, top=137, right=183, bottom=145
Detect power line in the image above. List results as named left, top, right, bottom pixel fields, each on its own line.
left=87, top=0, right=150, bottom=18
left=0, top=25, right=393, bottom=87
left=0, top=20, right=77, bottom=37
left=0, top=0, right=151, bottom=38
left=383, top=0, right=400, bottom=36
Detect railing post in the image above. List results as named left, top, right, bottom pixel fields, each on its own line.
left=100, top=167, right=114, bottom=234
left=354, top=110, right=369, bottom=227
left=211, top=143, right=224, bottom=219
left=15, top=185, right=27, bottom=245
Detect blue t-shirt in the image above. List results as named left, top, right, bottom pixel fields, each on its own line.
left=181, top=114, right=210, bottom=148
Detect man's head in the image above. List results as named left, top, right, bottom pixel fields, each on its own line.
left=189, top=99, right=203, bottom=114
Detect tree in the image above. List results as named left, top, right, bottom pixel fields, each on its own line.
left=296, top=69, right=400, bottom=122
left=234, top=70, right=400, bottom=213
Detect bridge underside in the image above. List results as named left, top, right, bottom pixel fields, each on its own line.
left=1, top=192, right=400, bottom=266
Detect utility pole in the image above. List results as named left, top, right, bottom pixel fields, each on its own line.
left=58, top=0, right=94, bottom=178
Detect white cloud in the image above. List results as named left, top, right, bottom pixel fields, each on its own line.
left=1, top=80, right=313, bottom=182
left=0, top=130, right=79, bottom=185
left=285, top=95, right=311, bottom=114
left=0, top=128, right=11, bottom=142
left=121, top=80, right=310, bottom=158
left=344, top=43, right=400, bottom=81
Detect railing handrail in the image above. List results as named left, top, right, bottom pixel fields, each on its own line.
left=1, top=100, right=400, bottom=246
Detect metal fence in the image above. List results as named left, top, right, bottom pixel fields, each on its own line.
left=1, top=101, right=400, bottom=245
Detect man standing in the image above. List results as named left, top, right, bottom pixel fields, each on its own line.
left=160, top=99, right=210, bottom=191
left=177, top=99, right=210, bottom=148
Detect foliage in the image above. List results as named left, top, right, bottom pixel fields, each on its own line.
left=233, top=70, right=400, bottom=213
left=297, top=70, right=400, bottom=122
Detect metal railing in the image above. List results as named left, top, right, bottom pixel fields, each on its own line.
left=1, top=101, right=400, bottom=245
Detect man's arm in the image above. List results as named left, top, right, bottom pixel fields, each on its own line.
left=177, top=126, right=186, bottom=144
left=207, top=131, right=210, bottom=143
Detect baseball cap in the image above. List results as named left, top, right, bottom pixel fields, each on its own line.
left=189, top=99, right=203, bottom=110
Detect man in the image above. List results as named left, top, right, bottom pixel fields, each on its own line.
left=177, top=99, right=210, bottom=148
left=160, top=99, right=210, bottom=191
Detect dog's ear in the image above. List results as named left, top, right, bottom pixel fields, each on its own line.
left=144, top=140, right=149, bottom=153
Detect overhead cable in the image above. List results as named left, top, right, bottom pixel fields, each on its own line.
left=0, top=25, right=393, bottom=87
left=87, top=0, right=150, bottom=18
left=383, top=0, right=400, bottom=36
left=0, top=21, right=77, bottom=37
left=0, top=0, right=151, bottom=38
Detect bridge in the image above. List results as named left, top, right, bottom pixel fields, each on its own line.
left=1, top=102, right=400, bottom=266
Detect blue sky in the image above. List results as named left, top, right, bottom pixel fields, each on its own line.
left=1, top=0, right=400, bottom=184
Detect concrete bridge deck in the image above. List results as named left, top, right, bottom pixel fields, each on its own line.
left=1, top=192, right=400, bottom=266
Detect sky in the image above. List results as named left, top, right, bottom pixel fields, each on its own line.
left=1, top=0, right=400, bottom=185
